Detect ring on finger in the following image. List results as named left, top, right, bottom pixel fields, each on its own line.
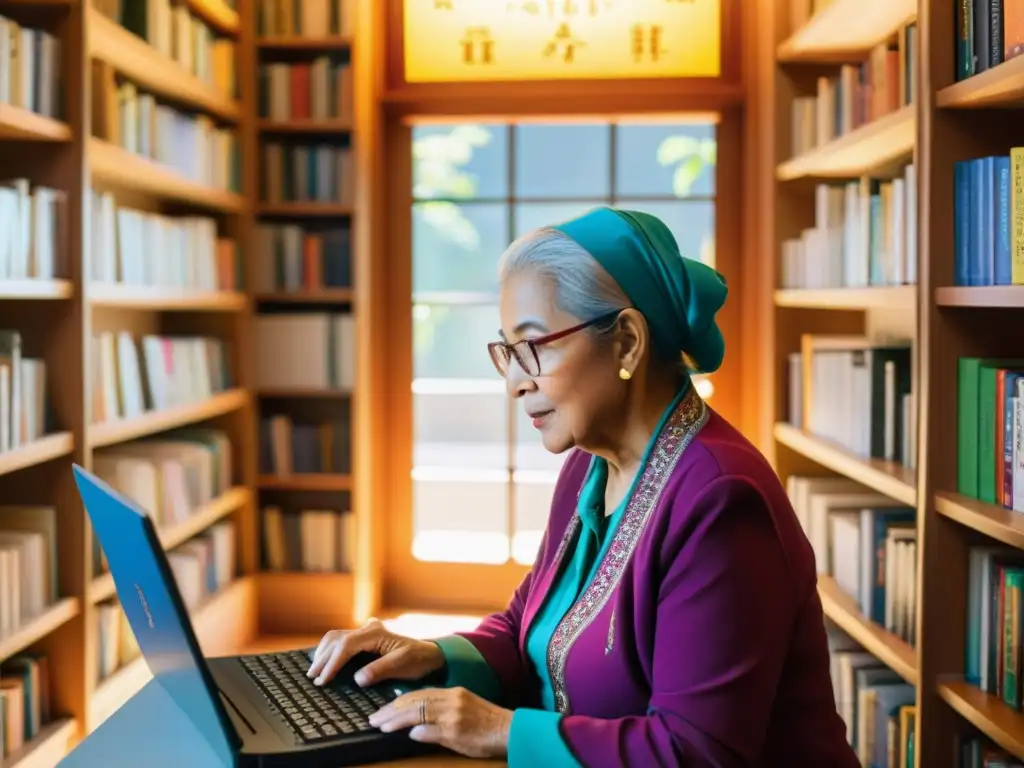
left=418, top=699, right=427, bottom=725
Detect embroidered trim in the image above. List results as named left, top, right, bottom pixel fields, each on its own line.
left=605, top=608, right=615, bottom=656
left=546, top=388, right=708, bottom=714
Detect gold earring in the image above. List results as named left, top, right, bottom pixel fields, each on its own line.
left=619, top=368, right=632, bottom=381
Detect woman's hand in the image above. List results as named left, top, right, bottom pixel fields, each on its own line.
left=368, top=687, right=512, bottom=760
left=306, top=618, right=445, bottom=687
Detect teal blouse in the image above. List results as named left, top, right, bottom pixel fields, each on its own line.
left=433, top=388, right=685, bottom=766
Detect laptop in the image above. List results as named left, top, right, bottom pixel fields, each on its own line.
left=72, top=464, right=438, bottom=767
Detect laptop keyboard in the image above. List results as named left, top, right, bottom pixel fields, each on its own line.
left=240, top=650, right=398, bottom=742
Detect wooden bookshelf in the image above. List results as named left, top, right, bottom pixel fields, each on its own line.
left=774, top=286, right=916, bottom=309
left=773, top=424, right=917, bottom=506
left=818, top=576, right=918, bottom=685
left=0, top=0, right=268, bottom=758
left=935, top=286, right=1024, bottom=307
left=760, top=0, right=926, bottom=761
left=760, top=0, right=1024, bottom=762
left=938, top=682, right=1024, bottom=757
left=249, top=0, right=369, bottom=636
left=88, top=284, right=249, bottom=311
left=776, top=104, right=915, bottom=181
left=0, top=104, right=72, bottom=141
left=776, top=0, right=915, bottom=62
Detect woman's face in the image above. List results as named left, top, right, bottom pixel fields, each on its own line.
left=497, top=270, right=623, bottom=455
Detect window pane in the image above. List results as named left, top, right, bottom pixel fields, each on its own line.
left=413, top=302, right=503, bottom=379
left=412, top=468, right=509, bottom=564
left=412, top=123, right=509, bottom=200
left=414, top=388, right=508, bottom=470
left=512, top=472, right=558, bottom=565
left=512, top=202, right=603, bottom=240
left=614, top=200, right=716, bottom=269
left=615, top=122, right=716, bottom=198
left=514, top=124, right=611, bottom=199
left=413, top=202, right=508, bottom=294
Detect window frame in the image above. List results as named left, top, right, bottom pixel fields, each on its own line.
left=380, top=112, right=743, bottom=613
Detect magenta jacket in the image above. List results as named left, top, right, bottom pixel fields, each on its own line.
left=446, top=390, right=859, bottom=766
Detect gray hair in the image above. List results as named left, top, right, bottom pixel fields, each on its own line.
left=497, top=227, right=629, bottom=331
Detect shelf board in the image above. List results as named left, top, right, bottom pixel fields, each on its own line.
left=939, top=681, right=1024, bottom=757
left=253, top=289, right=354, bottom=303
left=90, top=139, right=245, bottom=212
left=777, top=0, right=915, bottom=62
left=258, top=388, right=352, bottom=399
left=0, top=432, right=74, bottom=478
left=257, top=120, right=354, bottom=133
left=817, top=575, right=918, bottom=684
left=776, top=105, right=915, bottom=181
left=87, top=9, right=240, bottom=122
left=256, top=35, right=353, bottom=50
left=89, top=389, right=249, bottom=448
left=0, top=598, right=79, bottom=662
left=258, top=474, right=353, bottom=491
left=257, top=203, right=355, bottom=217
left=934, top=492, right=1024, bottom=550
left=5, top=717, right=76, bottom=768
left=88, top=486, right=251, bottom=604
left=774, top=285, right=916, bottom=309
left=773, top=423, right=917, bottom=505
left=0, top=104, right=71, bottom=141
left=184, top=0, right=239, bottom=36
left=90, top=284, right=248, bottom=311
left=937, top=55, right=1024, bottom=109
left=91, top=578, right=254, bottom=727
left=0, top=279, right=73, bottom=299
left=936, top=286, right=1024, bottom=307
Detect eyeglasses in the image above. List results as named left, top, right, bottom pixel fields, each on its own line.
left=487, top=310, right=623, bottom=377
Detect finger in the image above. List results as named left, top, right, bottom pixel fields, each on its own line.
left=313, top=631, right=372, bottom=685
left=408, top=724, right=444, bottom=743
left=369, top=691, right=436, bottom=731
left=309, top=632, right=336, bottom=666
left=354, top=646, right=413, bottom=686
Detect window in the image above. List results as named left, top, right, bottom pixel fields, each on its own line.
left=410, top=118, right=718, bottom=566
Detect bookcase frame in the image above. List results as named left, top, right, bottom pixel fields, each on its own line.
left=756, top=0, right=1024, bottom=764
left=0, top=0, right=267, bottom=759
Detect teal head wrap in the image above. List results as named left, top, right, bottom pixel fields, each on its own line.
left=553, top=206, right=728, bottom=374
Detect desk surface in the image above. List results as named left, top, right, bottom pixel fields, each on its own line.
left=59, top=678, right=498, bottom=768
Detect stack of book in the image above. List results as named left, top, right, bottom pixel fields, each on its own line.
left=92, top=65, right=241, bottom=192
left=788, top=476, right=917, bottom=647
left=255, top=313, right=354, bottom=390
left=779, top=168, right=917, bottom=289
left=786, top=334, right=915, bottom=469
left=93, top=0, right=237, bottom=98
left=826, top=623, right=915, bottom=765
left=0, top=180, right=67, bottom=281
left=0, top=329, right=49, bottom=450
left=89, top=191, right=241, bottom=290
left=252, top=223, right=352, bottom=292
left=259, top=413, right=350, bottom=476
left=258, top=58, right=353, bottom=122
left=0, top=506, right=58, bottom=632
left=89, top=333, right=231, bottom=423
left=0, top=653, right=53, bottom=757
left=261, top=506, right=354, bottom=573
left=0, top=17, right=62, bottom=119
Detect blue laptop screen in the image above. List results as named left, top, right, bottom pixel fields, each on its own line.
left=72, top=465, right=239, bottom=763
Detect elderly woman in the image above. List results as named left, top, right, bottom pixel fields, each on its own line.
left=307, top=207, right=858, bottom=766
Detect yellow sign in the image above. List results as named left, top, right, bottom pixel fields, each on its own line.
left=402, top=0, right=721, bottom=83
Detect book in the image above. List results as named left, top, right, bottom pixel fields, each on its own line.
left=255, top=313, right=354, bottom=390
left=261, top=506, right=354, bottom=573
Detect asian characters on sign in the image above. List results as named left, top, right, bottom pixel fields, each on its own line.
left=404, top=0, right=720, bottom=82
